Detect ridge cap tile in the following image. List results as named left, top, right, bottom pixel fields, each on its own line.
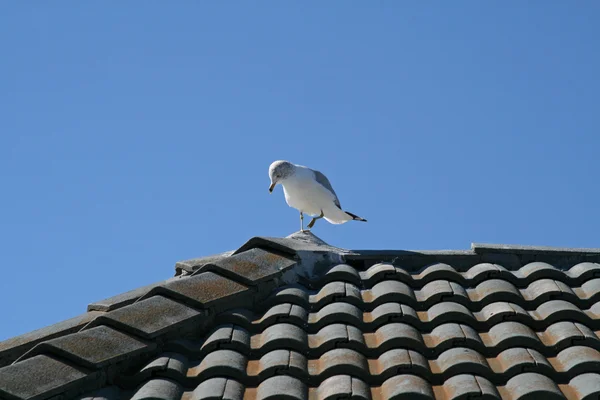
left=87, top=295, right=203, bottom=339
left=192, top=248, right=297, bottom=287
left=141, top=271, right=252, bottom=313
left=0, top=354, right=95, bottom=400
left=87, top=280, right=168, bottom=312
left=174, top=251, right=235, bottom=275
left=0, top=311, right=104, bottom=369
left=17, top=325, right=153, bottom=370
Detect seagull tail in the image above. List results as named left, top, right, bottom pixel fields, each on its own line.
left=345, top=211, right=367, bottom=222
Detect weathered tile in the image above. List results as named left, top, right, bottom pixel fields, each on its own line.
left=151, top=272, right=251, bottom=312
left=500, top=373, right=564, bottom=399
left=190, top=349, right=247, bottom=380
left=378, top=375, right=434, bottom=399
left=0, top=311, right=103, bottom=368
left=312, top=375, right=370, bottom=400
left=563, top=373, right=600, bottom=400
left=98, top=295, right=202, bottom=338
left=309, top=302, right=363, bottom=329
left=0, top=355, right=92, bottom=400
left=196, top=248, right=296, bottom=286
left=308, top=348, right=368, bottom=378
left=256, top=375, right=307, bottom=400
left=88, top=281, right=165, bottom=312
left=28, top=325, right=152, bottom=369
left=439, top=374, right=500, bottom=399
left=190, top=378, right=244, bottom=400
left=130, top=378, right=182, bottom=400
left=254, top=323, right=308, bottom=354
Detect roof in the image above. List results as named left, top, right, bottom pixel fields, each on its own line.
left=2, top=232, right=600, bottom=400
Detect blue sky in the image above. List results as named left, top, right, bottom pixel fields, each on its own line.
left=1, top=3, right=598, bottom=341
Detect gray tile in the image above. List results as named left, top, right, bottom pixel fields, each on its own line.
left=478, top=302, right=529, bottom=327
left=251, top=350, right=307, bottom=379
left=140, top=352, right=188, bottom=377
left=257, top=323, right=308, bottom=353
left=443, top=374, right=500, bottom=399
left=149, top=272, right=251, bottom=312
left=99, top=295, right=203, bottom=338
left=471, top=279, right=522, bottom=304
left=435, top=348, right=490, bottom=377
left=539, top=321, right=591, bottom=349
left=0, top=355, right=92, bottom=400
left=361, top=263, right=397, bottom=285
left=366, top=323, right=423, bottom=354
left=486, top=322, right=539, bottom=350
left=313, top=375, right=370, bottom=400
left=526, top=279, right=572, bottom=303
left=175, top=252, right=234, bottom=275
left=256, top=375, right=307, bottom=400
left=0, top=311, right=103, bottom=368
left=425, top=302, right=475, bottom=327
left=377, top=348, right=429, bottom=378
left=320, top=264, right=362, bottom=286
left=502, top=373, right=564, bottom=399
left=256, top=303, right=307, bottom=329
left=581, top=278, right=600, bottom=300
left=379, top=375, right=434, bottom=399
left=517, top=262, right=562, bottom=281
left=418, top=280, right=468, bottom=305
left=417, top=263, right=460, bottom=284
left=310, top=348, right=368, bottom=378
left=87, top=281, right=165, bottom=312
left=190, top=377, right=244, bottom=400
left=130, top=378, right=182, bottom=400
left=310, top=281, right=349, bottom=306
left=269, top=287, right=309, bottom=308
left=555, top=346, right=600, bottom=373
left=310, top=302, right=363, bottom=329
left=193, top=349, right=247, bottom=380
left=197, top=248, right=296, bottom=286
left=568, top=262, right=600, bottom=281
left=464, top=263, right=507, bottom=283
left=367, top=280, right=415, bottom=306
left=368, top=302, right=409, bottom=328
left=427, top=323, right=483, bottom=352
left=201, top=325, right=250, bottom=355
left=78, top=386, right=121, bottom=400
left=535, top=300, right=585, bottom=324
left=494, top=348, right=551, bottom=375
left=309, top=324, right=365, bottom=355
left=30, top=325, right=152, bottom=369
left=567, top=373, right=600, bottom=400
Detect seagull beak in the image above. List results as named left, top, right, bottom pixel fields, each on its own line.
left=269, top=182, right=275, bottom=193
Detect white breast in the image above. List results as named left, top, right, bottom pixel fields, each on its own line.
left=281, top=170, right=336, bottom=216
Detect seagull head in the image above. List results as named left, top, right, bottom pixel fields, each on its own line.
left=269, top=160, right=295, bottom=193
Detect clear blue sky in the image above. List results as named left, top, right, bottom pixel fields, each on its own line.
left=1, top=3, right=598, bottom=341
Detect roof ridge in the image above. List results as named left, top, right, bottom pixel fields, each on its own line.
left=472, top=242, right=600, bottom=255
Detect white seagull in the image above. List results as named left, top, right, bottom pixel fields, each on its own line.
left=268, top=160, right=367, bottom=231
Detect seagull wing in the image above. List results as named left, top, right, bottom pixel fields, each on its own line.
left=312, top=169, right=341, bottom=209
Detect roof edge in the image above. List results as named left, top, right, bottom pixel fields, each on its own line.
left=472, top=243, right=600, bottom=255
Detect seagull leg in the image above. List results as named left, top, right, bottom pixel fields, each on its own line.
left=307, top=210, right=324, bottom=230
left=300, top=212, right=304, bottom=232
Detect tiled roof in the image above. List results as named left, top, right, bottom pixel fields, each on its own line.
left=2, top=233, right=600, bottom=400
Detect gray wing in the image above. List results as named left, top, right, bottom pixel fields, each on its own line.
left=312, top=169, right=341, bottom=209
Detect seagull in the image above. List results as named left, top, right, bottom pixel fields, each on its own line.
left=268, top=160, right=367, bottom=231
